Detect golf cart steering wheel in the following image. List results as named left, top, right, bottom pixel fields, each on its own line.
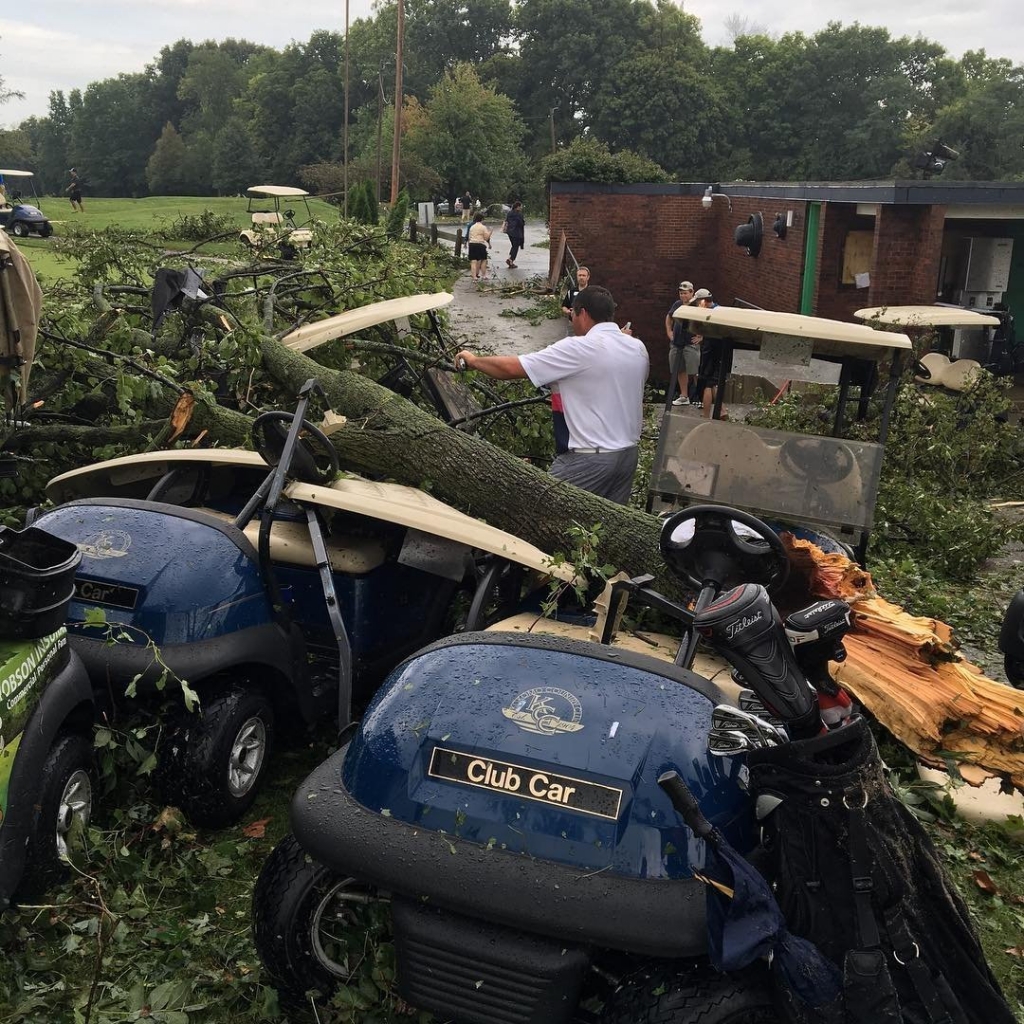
left=779, top=437, right=855, bottom=484
left=660, top=504, right=789, bottom=594
left=251, top=411, right=339, bottom=485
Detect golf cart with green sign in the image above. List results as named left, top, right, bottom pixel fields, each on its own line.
left=650, top=307, right=912, bottom=563
left=0, top=526, right=96, bottom=909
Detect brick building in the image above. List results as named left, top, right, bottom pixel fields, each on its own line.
left=549, top=180, right=1024, bottom=379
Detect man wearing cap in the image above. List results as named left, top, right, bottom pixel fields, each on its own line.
left=665, top=281, right=697, bottom=406
left=457, top=286, right=648, bottom=505
left=688, top=289, right=726, bottom=418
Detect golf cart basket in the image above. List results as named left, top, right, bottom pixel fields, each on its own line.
left=649, top=308, right=912, bottom=563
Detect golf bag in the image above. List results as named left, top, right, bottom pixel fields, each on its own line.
left=746, top=717, right=1015, bottom=1024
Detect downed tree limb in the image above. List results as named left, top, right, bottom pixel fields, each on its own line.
left=785, top=535, right=1024, bottom=791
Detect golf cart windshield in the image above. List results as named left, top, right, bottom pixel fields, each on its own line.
left=651, top=307, right=912, bottom=553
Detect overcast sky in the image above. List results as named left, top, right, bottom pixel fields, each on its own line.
left=2, top=0, right=1022, bottom=129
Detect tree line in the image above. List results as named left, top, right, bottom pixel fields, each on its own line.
left=2, top=0, right=1024, bottom=205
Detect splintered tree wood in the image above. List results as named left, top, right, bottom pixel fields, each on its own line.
left=784, top=535, right=1024, bottom=791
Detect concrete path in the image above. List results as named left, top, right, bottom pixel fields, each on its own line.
left=439, top=218, right=569, bottom=357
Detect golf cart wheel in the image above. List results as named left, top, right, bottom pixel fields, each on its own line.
left=11, top=221, right=29, bottom=238
left=159, top=686, right=274, bottom=828
left=16, top=732, right=94, bottom=898
left=41, top=223, right=53, bottom=238
left=601, top=963, right=778, bottom=1024
left=252, top=834, right=380, bottom=1004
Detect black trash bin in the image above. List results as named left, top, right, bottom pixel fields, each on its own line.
left=0, top=526, right=81, bottom=639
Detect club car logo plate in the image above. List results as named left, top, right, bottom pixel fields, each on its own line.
left=428, top=747, right=622, bottom=820
left=501, top=686, right=584, bottom=736
left=73, top=577, right=140, bottom=610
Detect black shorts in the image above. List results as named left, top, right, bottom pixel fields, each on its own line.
left=468, top=242, right=488, bottom=261
left=69, top=189, right=82, bottom=203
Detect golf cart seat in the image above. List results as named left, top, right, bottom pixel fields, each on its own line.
left=251, top=211, right=283, bottom=227
left=198, top=507, right=387, bottom=575
left=914, top=352, right=982, bottom=392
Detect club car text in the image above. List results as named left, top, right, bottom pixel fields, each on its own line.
left=428, top=747, right=622, bottom=820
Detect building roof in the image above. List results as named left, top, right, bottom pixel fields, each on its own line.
left=549, top=179, right=1024, bottom=206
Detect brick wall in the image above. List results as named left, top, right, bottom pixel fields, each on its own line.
left=547, top=183, right=949, bottom=380
left=868, top=204, right=945, bottom=307
left=549, top=185, right=714, bottom=380
left=714, top=197, right=806, bottom=312
left=815, top=203, right=873, bottom=321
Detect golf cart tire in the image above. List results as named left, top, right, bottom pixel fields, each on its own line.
left=602, top=963, right=778, bottom=1024
left=252, top=833, right=370, bottom=1005
left=159, top=686, right=275, bottom=828
left=11, top=221, right=29, bottom=238
left=15, top=732, right=94, bottom=899
left=41, top=223, right=53, bottom=238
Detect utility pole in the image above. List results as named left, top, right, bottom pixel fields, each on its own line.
left=343, top=0, right=350, bottom=218
left=390, top=0, right=405, bottom=204
left=549, top=107, right=557, bottom=155
left=376, top=70, right=384, bottom=203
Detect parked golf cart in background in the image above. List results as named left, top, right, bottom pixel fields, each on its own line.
left=653, top=307, right=912, bottom=564
left=0, top=525, right=96, bottom=910
left=252, top=503, right=856, bottom=1019
left=854, top=304, right=1002, bottom=393
left=0, top=171, right=53, bottom=239
left=239, top=185, right=315, bottom=257
left=32, top=380, right=574, bottom=828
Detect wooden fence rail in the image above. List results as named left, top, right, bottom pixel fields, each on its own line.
left=408, top=218, right=464, bottom=258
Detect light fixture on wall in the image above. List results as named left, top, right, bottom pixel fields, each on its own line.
left=701, top=185, right=732, bottom=212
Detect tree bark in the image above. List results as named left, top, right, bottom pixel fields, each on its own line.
left=258, top=336, right=669, bottom=588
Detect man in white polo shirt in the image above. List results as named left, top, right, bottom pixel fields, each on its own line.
left=456, top=286, right=649, bottom=504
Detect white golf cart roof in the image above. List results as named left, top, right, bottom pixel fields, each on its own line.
left=282, top=292, right=454, bottom=353
left=45, top=449, right=575, bottom=582
left=246, top=185, right=310, bottom=198
left=675, top=306, right=913, bottom=358
left=0, top=170, right=33, bottom=178
left=854, top=305, right=1000, bottom=328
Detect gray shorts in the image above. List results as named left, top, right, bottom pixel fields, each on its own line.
left=670, top=345, right=700, bottom=376
left=549, top=446, right=639, bottom=505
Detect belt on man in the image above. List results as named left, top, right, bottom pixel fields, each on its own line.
left=567, top=445, right=633, bottom=455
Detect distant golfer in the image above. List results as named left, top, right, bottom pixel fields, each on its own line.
left=66, top=169, right=84, bottom=212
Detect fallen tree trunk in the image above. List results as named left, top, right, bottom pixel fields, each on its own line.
left=786, top=535, right=1024, bottom=791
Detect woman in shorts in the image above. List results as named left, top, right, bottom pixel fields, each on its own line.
left=467, top=213, right=492, bottom=281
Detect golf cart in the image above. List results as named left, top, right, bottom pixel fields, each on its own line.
left=0, top=171, right=52, bottom=239
left=854, top=305, right=1002, bottom=392
left=240, top=185, right=315, bottom=255
left=252, top=503, right=859, bottom=1019
left=31, top=381, right=574, bottom=827
left=651, top=307, right=913, bottom=563
left=0, top=527, right=96, bottom=910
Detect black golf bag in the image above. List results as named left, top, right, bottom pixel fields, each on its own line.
left=747, top=717, right=1015, bottom=1024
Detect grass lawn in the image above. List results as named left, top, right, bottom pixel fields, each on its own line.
left=16, top=194, right=341, bottom=284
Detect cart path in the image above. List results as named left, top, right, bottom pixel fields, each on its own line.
left=439, top=218, right=568, bottom=358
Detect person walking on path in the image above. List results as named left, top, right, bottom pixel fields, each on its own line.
left=467, top=213, right=492, bottom=282
left=665, top=280, right=698, bottom=406
left=457, top=286, right=649, bottom=504
left=503, top=201, right=526, bottom=268
left=66, top=168, right=84, bottom=212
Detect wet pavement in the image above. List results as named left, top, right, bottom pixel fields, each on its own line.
left=437, top=218, right=569, bottom=357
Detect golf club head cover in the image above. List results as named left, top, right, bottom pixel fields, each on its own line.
left=694, top=583, right=823, bottom=739
left=784, top=599, right=853, bottom=697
